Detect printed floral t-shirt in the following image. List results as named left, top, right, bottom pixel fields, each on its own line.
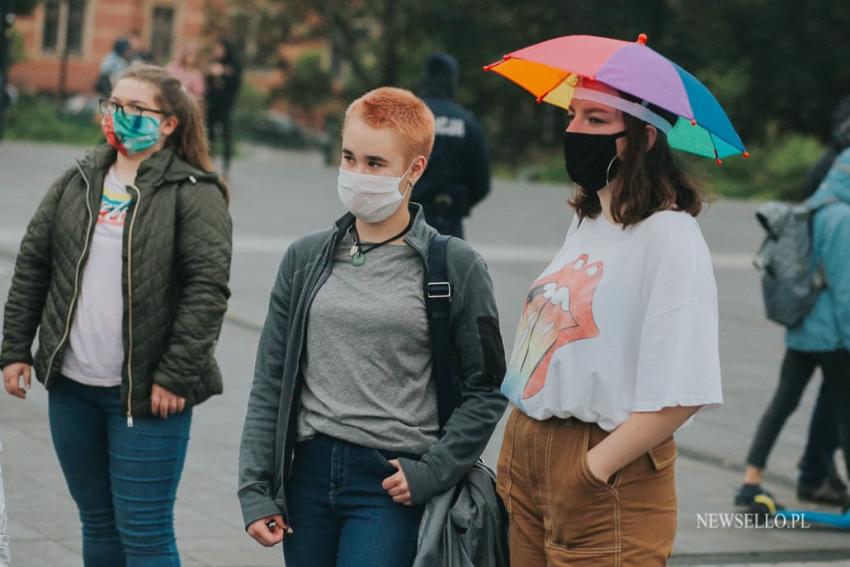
left=61, top=167, right=132, bottom=387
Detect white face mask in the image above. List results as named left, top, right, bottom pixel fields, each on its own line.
left=337, top=163, right=414, bottom=223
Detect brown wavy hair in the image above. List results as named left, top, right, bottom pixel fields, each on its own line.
left=569, top=109, right=703, bottom=227
left=119, top=64, right=230, bottom=204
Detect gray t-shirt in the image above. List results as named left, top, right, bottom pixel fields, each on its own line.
left=297, top=231, right=439, bottom=455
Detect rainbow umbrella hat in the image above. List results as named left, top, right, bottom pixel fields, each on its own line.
left=484, top=34, right=747, bottom=163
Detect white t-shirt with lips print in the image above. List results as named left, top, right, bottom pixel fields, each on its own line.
left=502, top=209, right=723, bottom=431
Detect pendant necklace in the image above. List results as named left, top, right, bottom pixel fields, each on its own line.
left=349, top=216, right=415, bottom=267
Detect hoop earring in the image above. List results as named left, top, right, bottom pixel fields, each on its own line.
left=605, top=155, right=619, bottom=186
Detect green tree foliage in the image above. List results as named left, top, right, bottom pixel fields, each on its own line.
left=279, top=51, right=332, bottom=117
left=254, top=0, right=850, bottom=176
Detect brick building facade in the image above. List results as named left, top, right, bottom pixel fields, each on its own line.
left=10, top=0, right=208, bottom=95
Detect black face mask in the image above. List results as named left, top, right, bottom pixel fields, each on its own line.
left=563, top=130, right=626, bottom=192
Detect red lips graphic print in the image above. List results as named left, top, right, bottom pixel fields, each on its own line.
left=507, top=253, right=603, bottom=400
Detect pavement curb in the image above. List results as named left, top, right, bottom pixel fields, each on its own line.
left=669, top=547, right=850, bottom=565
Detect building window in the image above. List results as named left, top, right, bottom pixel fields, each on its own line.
left=150, top=6, right=175, bottom=64
left=41, top=0, right=87, bottom=55
left=41, top=0, right=61, bottom=52
left=65, top=0, right=87, bottom=54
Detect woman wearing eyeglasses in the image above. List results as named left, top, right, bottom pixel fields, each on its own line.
left=1, top=64, right=232, bottom=566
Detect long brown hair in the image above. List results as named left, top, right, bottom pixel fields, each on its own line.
left=119, top=64, right=230, bottom=204
left=569, top=109, right=702, bottom=227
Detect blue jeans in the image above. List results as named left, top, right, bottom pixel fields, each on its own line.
left=48, top=375, right=192, bottom=567
left=283, top=435, right=424, bottom=567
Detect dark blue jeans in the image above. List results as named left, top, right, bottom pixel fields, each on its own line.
left=48, top=375, right=192, bottom=567
left=283, top=435, right=424, bottom=567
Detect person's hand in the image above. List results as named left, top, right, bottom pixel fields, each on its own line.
left=3, top=363, right=32, bottom=399
left=382, top=459, right=413, bottom=506
left=585, top=449, right=615, bottom=485
left=247, top=515, right=292, bottom=547
left=209, top=62, right=225, bottom=76
left=150, top=384, right=186, bottom=418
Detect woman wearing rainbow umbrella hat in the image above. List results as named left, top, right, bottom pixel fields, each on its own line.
left=487, top=34, right=745, bottom=565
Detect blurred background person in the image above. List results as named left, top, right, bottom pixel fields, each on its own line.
left=413, top=53, right=490, bottom=239
left=735, top=96, right=850, bottom=512
left=167, top=43, right=206, bottom=105
left=128, top=31, right=153, bottom=64
left=788, top=96, right=850, bottom=507
left=205, top=37, right=242, bottom=182
left=95, top=38, right=132, bottom=97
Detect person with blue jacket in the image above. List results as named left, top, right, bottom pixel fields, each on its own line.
left=736, top=143, right=850, bottom=511
left=792, top=96, right=850, bottom=506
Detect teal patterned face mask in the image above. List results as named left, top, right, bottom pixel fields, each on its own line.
left=102, top=110, right=162, bottom=156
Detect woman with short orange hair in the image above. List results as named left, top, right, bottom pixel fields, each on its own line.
left=237, top=87, right=507, bottom=567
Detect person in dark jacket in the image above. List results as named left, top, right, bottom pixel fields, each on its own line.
left=1, top=65, right=232, bottom=566
left=205, top=38, right=242, bottom=181
left=413, top=53, right=490, bottom=239
left=238, top=87, right=506, bottom=567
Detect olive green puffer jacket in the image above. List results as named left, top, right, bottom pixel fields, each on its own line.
left=0, top=144, right=232, bottom=421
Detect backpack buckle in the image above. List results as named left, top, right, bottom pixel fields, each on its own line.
left=427, top=282, right=452, bottom=300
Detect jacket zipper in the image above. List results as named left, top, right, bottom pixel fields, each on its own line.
left=281, top=240, right=337, bottom=485
left=125, top=184, right=142, bottom=427
left=43, top=162, right=95, bottom=389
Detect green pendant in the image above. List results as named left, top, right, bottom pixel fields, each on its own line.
left=352, top=252, right=366, bottom=266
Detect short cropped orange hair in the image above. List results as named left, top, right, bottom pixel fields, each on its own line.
left=344, top=87, right=436, bottom=160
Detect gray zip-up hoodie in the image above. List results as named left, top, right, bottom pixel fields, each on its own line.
left=237, top=204, right=507, bottom=528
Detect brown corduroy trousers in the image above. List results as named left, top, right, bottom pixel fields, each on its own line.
left=496, top=408, right=678, bottom=567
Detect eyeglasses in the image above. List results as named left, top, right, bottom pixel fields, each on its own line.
left=98, top=98, right=167, bottom=119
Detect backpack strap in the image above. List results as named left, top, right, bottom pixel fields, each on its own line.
left=805, top=195, right=840, bottom=213
left=425, top=234, right=459, bottom=431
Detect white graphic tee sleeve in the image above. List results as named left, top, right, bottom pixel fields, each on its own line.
left=633, top=215, right=723, bottom=413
